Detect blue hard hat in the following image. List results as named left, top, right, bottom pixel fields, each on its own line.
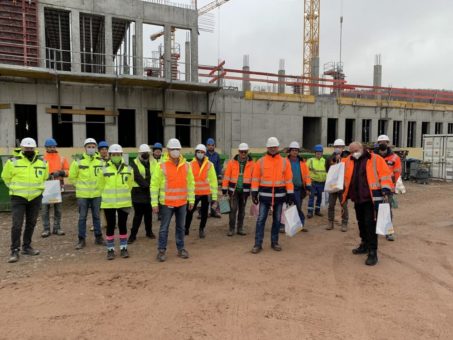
left=206, top=138, right=215, bottom=145
left=44, top=138, right=57, bottom=147
left=153, top=142, right=163, bottom=150
left=98, top=141, right=109, bottom=149
left=313, top=144, right=324, bottom=152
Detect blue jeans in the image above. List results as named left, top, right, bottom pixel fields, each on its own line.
left=42, top=202, right=62, bottom=231
left=254, top=201, right=283, bottom=248
left=294, top=187, right=306, bottom=225
left=308, top=182, right=324, bottom=214
left=158, top=205, right=186, bottom=251
left=77, top=197, right=102, bottom=239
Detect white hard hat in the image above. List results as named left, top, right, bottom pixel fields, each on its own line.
left=195, top=144, right=207, bottom=153
left=167, top=138, right=182, bottom=149
left=377, top=135, right=390, bottom=142
left=238, top=143, right=249, bottom=151
left=108, top=144, right=123, bottom=153
left=20, top=137, right=37, bottom=148
left=289, top=141, right=300, bottom=149
left=84, top=138, right=97, bottom=146
left=266, top=137, right=280, bottom=148
left=333, top=139, right=346, bottom=147
left=138, top=144, right=151, bottom=153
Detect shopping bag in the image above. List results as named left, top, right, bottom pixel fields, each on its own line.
left=42, top=180, right=62, bottom=204
left=390, top=195, right=398, bottom=209
left=219, top=196, right=231, bottom=214
left=284, top=205, right=303, bottom=237
left=395, top=177, right=406, bottom=194
left=321, top=192, right=329, bottom=208
left=324, top=163, right=345, bottom=193
left=280, top=203, right=287, bottom=224
left=376, top=203, right=394, bottom=235
left=250, top=203, right=259, bottom=217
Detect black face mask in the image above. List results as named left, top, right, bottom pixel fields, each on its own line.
left=379, top=144, right=388, bottom=151
left=141, top=153, right=150, bottom=160
left=23, top=151, right=35, bottom=159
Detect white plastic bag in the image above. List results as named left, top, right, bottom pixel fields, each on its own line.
left=321, top=191, right=329, bottom=208
left=42, top=180, right=62, bottom=204
left=376, top=203, right=394, bottom=236
left=284, top=205, right=303, bottom=237
left=325, top=163, right=345, bottom=193
left=395, top=177, right=406, bottom=194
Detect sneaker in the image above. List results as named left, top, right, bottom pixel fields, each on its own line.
left=352, top=244, right=368, bottom=255
left=227, top=229, right=234, bottom=237
left=237, top=229, right=247, bottom=236
left=251, top=246, right=262, bottom=254
left=307, top=213, right=313, bottom=219
left=41, top=230, right=51, bottom=238
left=53, top=229, right=65, bottom=236
left=8, top=250, right=19, bottom=263
left=128, top=236, right=136, bottom=244
left=365, top=250, right=378, bottom=266
left=271, top=243, right=282, bottom=251
left=95, top=235, right=105, bottom=246
left=315, top=211, right=323, bottom=217
left=146, top=232, right=156, bottom=239
left=156, top=250, right=167, bottom=262
left=199, top=229, right=206, bottom=239
left=75, top=238, right=86, bottom=250
left=22, top=247, right=40, bottom=256
left=107, top=249, right=115, bottom=260
left=120, top=248, right=129, bottom=258
left=211, top=212, right=221, bottom=219
left=326, top=221, right=334, bottom=230
left=301, top=227, right=309, bottom=232
left=386, top=234, right=395, bottom=242
left=177, top=249, right=190, bottom=259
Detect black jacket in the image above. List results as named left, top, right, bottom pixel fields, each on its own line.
left=130, top=158, right=151, bottom=204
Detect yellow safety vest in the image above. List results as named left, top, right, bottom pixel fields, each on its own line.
left=68, top=153, right=104, bottom=198
left=100, top=160, right=133, bottom=209
left=132, top=157, right=156, bottom=188
left=308, top=157, right=327, bottom=183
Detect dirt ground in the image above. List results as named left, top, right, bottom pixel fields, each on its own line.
left=1, top=182, right=453, bottom=340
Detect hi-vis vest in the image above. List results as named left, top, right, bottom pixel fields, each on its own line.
left=190, top=158, right=218, bottom=199
left=1, top=153, right=49, bottom=201
left=100, top=160, right=133, bottom=209
left=68, top=153, right=104, bottom=198
left=222, top=155, right=254, bottom=193
left=151, top=157, right=195, bottom=208
left=132, top=157, right=156, bottom=188
left=307, top=157, right=327, bottom=182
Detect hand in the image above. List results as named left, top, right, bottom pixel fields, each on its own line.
left=252, top=192, right=259, bottom=205
left=152, top=206, right=159, bottom=214
left=222, top=189, right=228, bottom=196
left=51, top=171, right=60, bottom=178
left=211, top=201, right=218, bottom=209
left=188, top=204, right=194, bottom=211
left=286, top=193, right=295, bottom=206
left=383, top=195, right=390, bottom=203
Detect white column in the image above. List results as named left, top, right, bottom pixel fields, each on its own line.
left=71, top=10, right=81, bottom=73
left=105, top=15, right=114, bottom=74
left=190, top=28, right=198, bottom=82
left=135, top=20, right=144, bottom=76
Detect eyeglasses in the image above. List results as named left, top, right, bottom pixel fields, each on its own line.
left=239, top=151, right=247, bottom=153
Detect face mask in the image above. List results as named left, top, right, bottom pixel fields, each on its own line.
left=170, top=150, right=180, bottom=159
left=352, top=151, right=363, bottom=160
left=141, top=153, right=150, bottom=160
left=111, top=156, right=122, bottom=164
left=334, top=148, right=341, bottom=154
left=196, top=152, right=204, bottom=160
left=86, top=148, right=96, bottom=156
left=378, top=144, right=388, bottom=151
left=23, top=151, right=35, bottom=159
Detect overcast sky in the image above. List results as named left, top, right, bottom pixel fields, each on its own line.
left=192, top=0, right=453, bottom=90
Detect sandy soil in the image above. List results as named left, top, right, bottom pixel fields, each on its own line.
left=1, top=182, right=453, bottom=340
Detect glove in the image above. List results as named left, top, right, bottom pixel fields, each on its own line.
left=58, top=170, right=66, bottom=177
left=286, top=193, right=295, bottom=206
left=222, top=189, right=228, bottom=196
left=252, top=192, right=259, bottom=205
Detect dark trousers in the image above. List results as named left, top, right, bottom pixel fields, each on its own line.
left=159, top=205, right=186, bottom=251
left=186, top=195, right=209, bottom=232
left=130, top=202, right=152, bottom=238
left=10, top=195, right=42, bottom=251
left=354, top=201, right=378, bottom=250
left=328, top=192, right=349, bottom=224
left=104, top=208, right=129, bottom=237
left=229, top=191, right=247, bottom=231
left=254, top=201, right=283, bottom=247
left=293, top=187, right=306, bottom=225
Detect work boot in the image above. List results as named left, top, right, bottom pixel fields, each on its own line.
left=302, top=227, right=308, bottom=232
left=251, top=246, right=262, bottom=254
left=22, top=247, right=40, bottom=256
left=146, top=232, right=156, bottom=239
left=128, top=236, right=136, bottom=244
left=211, top=211, right=221, bottom=218
left=307, top=212, right=313, bottom=219
left=352, top=243, right=368, bottom=255
left=156, top=250, right=167, bottom=262
left=365, top=250, right=378, bottom=266
left=386, top=234, right=395, bottom=241
left=199, top=229, right=206, bottom=239
left=75, top=238, right=86, bottom=250
left=341, top=223, right=348, bottom=232
left=271, top=243, right=282, bottom=252
left=237, top=228, right=247, bottom=236
left=41, top=230, right=51, bottom=238
left=315, top=211, right=323, bottom=217
left=53, top=229, right=65, bottom=236
left=326, top=221, right=334, bottom=230
left=227, top=229, right=234, bottom=237
left=177, top=249, right=190, bottom=259
left=185, top=228, right=190, bottom=236
left=95, top=235, right=105, bottom=246
left=120, top=248, right=129, bottom=258
left=8, top=250, right=20, bottom=263
left=107, top=249, right=115, bottom=261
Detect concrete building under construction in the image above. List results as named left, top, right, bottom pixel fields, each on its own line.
left=1, top=0, right=453, bottom=153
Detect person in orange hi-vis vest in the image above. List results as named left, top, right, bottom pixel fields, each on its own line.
left=342, top=142, right=394, bottom=266
left=251, top=137, right=294, bottom=254
left=41, top=138, right=69, bottom=237
left=184, top=144, right=218, bottom=239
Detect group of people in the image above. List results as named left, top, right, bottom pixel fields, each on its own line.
left=1, top=133, right=401, bottom=266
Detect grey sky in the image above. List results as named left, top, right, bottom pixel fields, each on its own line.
left=194, top=0, right=453, bottom=90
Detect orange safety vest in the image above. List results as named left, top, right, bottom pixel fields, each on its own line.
left=190, top=158, right=211, bottom=196
left=161, top=160, right=190, bottom=207
left=222, top=155, right=254, bottom=193
left=251, top=153, right=294, bottom=204
left=342, top=153, right=394, bottom=205
left=43, top=152, right=69, bottom=176
left=383, top=153, right=402, bottom=183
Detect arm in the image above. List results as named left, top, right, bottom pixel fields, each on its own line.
left=150, top=165, right=162, bottom=208
left=187, top=165, right=195, bottom=205
left=251, top=160, right=261, bottom=193
left=377, top=156, right=394, bottom=195
left=62, top=157, right=70, bottom=177
left=284, top=159, right=294, bottom=194
left=301, top=162, right=312, bottom=190
left=221, top=161, right=231, bottom=193
left=131, top=161, right=149, bottom=188
left=208, top=164, right=218, bottom=201
left=127, top=166, right=134, bottom=190
left=1, top=160, right=13, bottom=187
left=68, top=161, right=78, bottom=185
left=394, top=156, right=402, bottom=182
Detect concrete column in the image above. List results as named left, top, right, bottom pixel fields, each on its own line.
left=190, top=28, right=198, bottom=82
left=190, top=116, right=201, bottom=146
left=135, top=20, right=144, bottom=76
left=105, top=115, right=118, bottom=144
left=38, top=4, right=46, bottom=68
left=387, top=120, right=394, bottom=145
left=37, top=104, right=52, bottom=145
left=321, top=116, right=328, bottom=146
left=0, top=105, right=15, bottom=147
left=185, top=40, right=191, bottom=82
left=71, top=10, right=81, bottom=73
left=104, top=15, right=114, bottom=75
left=311, top=56, right=319, bottom=96
left=415, top=121, right=422, bottom=147
left=278, top=71, right=285, bottom=94
left=401, top=119, right=408, bottom=148
left=356, top=119, right=363, bottom=143
left=337, top=117, right=346, bottom=141
left=164, top=25, right=172, bottom=81
left=371, top=118, right=378, bottom=143
left=164, top=117, right=176, bottom=142
left=136, top=108, right=146, bottom=144
left=242, top=55, right=250, bottom=92
left=72, top=114, right=86, bottom=146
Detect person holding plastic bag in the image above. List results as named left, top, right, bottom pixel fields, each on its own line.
left=342, top=142, right=394, bottom=266
left=307, top=144, right=327, bottom=218
left=41, top=138, right=69, bottom=238
left=326, top=139, right=349, bottom=232
left=251, top=137, right=294, bottom=254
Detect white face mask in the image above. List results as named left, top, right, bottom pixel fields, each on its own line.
left=170, top=150, right=180, bottom=159
left=86, top=148, right=96, bottom=156
left=196, top=152, right=204, bottom=160
left=352, top=151, right=363, bottom=160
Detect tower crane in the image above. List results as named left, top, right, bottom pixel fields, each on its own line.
left=302, top=0, right=320, bottom=95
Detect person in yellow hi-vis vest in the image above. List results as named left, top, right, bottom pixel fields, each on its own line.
left=184, top=144, right=218, bottom=239
left=99, top=144, right=133, bottom=260
left=307, top=144, right=327, bottom=218
left=1, top=138, right=49, bottom=263
left=151, top=138, right=195, bottom=262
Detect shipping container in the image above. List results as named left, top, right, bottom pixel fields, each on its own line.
left=422, top=134, right=453, bottom=180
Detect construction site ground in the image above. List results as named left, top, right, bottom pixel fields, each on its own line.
left=1, top=182, right=453, bottom=339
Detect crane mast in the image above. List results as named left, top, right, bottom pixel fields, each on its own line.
left=302, top=0, right=320, bottom=95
